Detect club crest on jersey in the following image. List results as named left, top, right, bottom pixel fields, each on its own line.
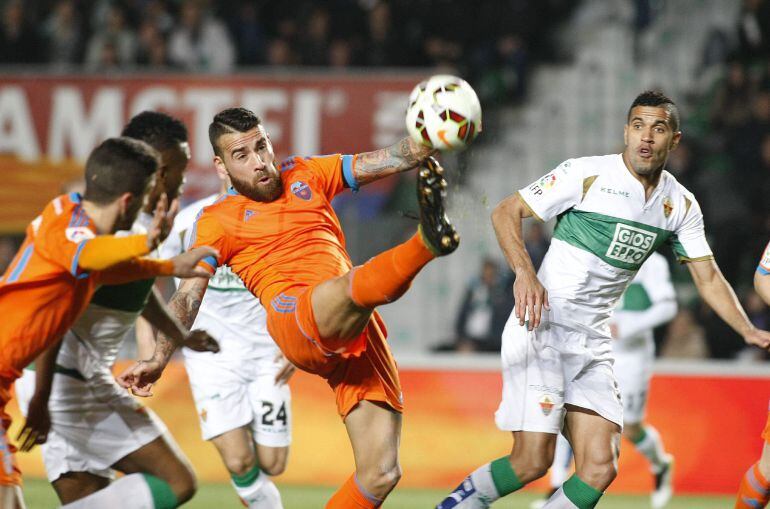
left=539, top=395, right=555, bottom=416
left=662, top=197, right=673, bottom=218
left=606, top=223, right=657, bottom=264
left=243, top=209, right=258, bottom=222
left=65, top=226, right=95, bottom=244
left=291, top=181, right=312, bottom=201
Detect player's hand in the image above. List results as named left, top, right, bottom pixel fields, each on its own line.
left=513, top=269, right=550, bottom=331
left=170, top=246, right=220, bottom=278
left=17, top=395, right=51, bottom=452
left=183, top=329, right=220, bottom=353
left=116, top=359, right=165, bottom=397
left=743, top=328, right=770, bottom=350
left=274, top=353, right=296, bottom=386
left=146, top=193, right=180, bottom=250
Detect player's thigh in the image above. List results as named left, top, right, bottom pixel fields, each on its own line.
left=344, top=400, right=401, bottom=474
left=112, top=434, right=195, bottom=487
left=0, top=485, right=24, bottom=509
left=210, top=426, right=257, bottom=475
left=565, top=405, right=621, bottom=472
left=310, top=273, right=372, bottom=339
left=52, top=471, right=110, bottom=504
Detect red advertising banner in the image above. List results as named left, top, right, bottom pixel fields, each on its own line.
left=0, top=73, right=422, bottom=232
left=7, top=363, right=770, bottom=495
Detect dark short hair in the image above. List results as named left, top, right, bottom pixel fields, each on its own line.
left=83, top=137, right=160, bottom=204
left=121, top=111, right=188, bottom=151
left=627, top=90, right=680, bottom=132
left=209, top=108, right=262, bottom=157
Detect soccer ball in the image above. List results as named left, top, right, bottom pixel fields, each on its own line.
left=406, top=74, right=482, bottom=151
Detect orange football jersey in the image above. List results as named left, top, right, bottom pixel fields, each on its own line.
left=190, top=154, right=359, bottom=308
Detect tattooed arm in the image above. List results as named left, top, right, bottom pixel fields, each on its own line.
left=116, top=277, right=210, bottom=396
left=353, top=136, right=435, bottom=186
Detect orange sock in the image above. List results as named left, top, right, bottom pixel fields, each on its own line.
left=326, top=474, right=382, bottom=508
left=736, top=462, right=770, bottom=509
left=349, top=232, right=435, bottom=308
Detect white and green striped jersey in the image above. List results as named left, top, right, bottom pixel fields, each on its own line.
left=518, top=154, right=711, bottom=335
left=613, top=252, right=677, bottom=352
left=160, top=194, right=279, bottom=360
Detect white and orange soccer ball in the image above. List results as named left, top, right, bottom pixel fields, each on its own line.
left=406, top=74, right=482, bottom=151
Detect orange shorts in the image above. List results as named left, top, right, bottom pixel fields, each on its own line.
left=762, top=406, right=770, bottom=444
left=0, top=380, right=21, bottom=487
left=266, top=285, right=403, bottom=418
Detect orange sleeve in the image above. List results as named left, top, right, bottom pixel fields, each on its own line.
left=96, top=258, right=174, bottom=285
left=303, top=154, right=357, bottom=198
left=188, top=210, right=226, bottom=274
left=77, top=234, right=150, bottom=271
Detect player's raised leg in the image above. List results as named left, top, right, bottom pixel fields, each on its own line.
left=210, top=428, right=284, bottom=508
left=312, top=158, right=458, bottom=342
left=327, top=401, right=401, bottom=508
left=541, top=406, right=619, bottom=508
left=60, top=434, right=196, bottom=509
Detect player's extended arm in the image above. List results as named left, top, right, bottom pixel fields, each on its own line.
left=755, top=271, right=770, bottom=306
left=688, top=258, right=770, bottom=349
left=491, top=192, right=550, bottom=330
left=352, top=136, right=434, bottom=186
left=614, top=299, right=678, bottom=339
left=140, top=287, right=219, bottom=353
left=96, top=246, right=218, bottom=286
left=16, top=340, right=63, bottom=451
left=116, top=276, right=210, bottom=396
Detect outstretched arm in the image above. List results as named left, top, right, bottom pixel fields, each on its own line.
left=116, top=276, right=210, bottom=396
left=491, top=193, right=549, bottom=330
left=353, top=137, right=434, bottom=186
left=688, top=259, right=770, bottom=349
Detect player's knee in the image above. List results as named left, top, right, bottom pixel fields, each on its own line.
left=622, top=423, right=643, bottom=442
left=509, top=449, right=552, bottom=483
left=258, top=455, right=288, bottom=476
left=576, top=461, right=617, bottom=491
left=358, top=463, right=402, bottom=497
left=223, top=452, right=258, bottom=477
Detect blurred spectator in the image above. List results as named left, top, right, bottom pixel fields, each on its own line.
left=168, top=0, right=235, bottom=72
left=710, top=60, right=755, bottom=134
left=228, top=2, right=266, bottom=65
left=658, top=308, right=709, bottom=359
left=329, top=38, right=354, bottom=68
left=136, top=19, right=170, bottom=68
left=737, top=0, right=770, bottom=62
left=0, top=0, right=43, bottom=64
left=450, top=258, right=511, bottom=353
left=297, top=6, right=330, bottom=66
left=266, top=38, right=296, bottom=66
left=85, top=4, right=137, bottom=70
left=362, top=1, right=400, bottom=67
left=524, top=222, right=549, bottom=272
left=0, top=237, right=19, bottom=274
left=42, top=0, right=83, bottom=66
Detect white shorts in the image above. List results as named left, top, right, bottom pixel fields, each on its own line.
left=495, top=310, right=623, bottom=434
left=613, top=343, right=654, bottom=424
left=15, top=368, right=165, bottom=482
left=184, top=354, right=292, bottom=447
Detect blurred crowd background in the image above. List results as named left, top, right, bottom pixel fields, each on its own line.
left=1, top=0, right=770, bottom=362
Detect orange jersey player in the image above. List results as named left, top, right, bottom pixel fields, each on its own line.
left=118, top=107, right=461, bottom=509
left=0, top=137, right=214, bottom=509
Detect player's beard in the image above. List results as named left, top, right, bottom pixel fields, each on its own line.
left=229, top=165, right=283, bottom=202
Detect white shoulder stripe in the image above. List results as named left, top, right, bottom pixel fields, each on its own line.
left=53, top=197, right=63, bottom=215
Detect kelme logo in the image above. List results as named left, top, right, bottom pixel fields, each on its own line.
left=606, top=223, right=656, bottom=264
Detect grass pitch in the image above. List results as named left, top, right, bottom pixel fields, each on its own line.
left=22, top=478, right=732, bottom=508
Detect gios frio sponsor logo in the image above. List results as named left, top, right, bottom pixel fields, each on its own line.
left=606, top=223, right=656, bottom=264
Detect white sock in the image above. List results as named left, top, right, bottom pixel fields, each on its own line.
left=436, top=462, right=499, bottom=509
left=61, top=473, right=156, bottom=509
left=551, top=434, right=573, bottom=489
left=633, top=425, right=668, bottom=473
left=542, top=487, right=579, bottom=508
left=232, top=469, right=283, bottom=509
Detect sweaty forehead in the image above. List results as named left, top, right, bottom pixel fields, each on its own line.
left=221, top=127, right=265, bottom=154
left=628, top=106, right=673, bottom=126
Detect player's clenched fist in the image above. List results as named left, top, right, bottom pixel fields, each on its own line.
left=116, top=359, right=165, bottom=397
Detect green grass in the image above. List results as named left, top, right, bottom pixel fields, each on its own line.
left=22, top=478, right=732, bottom=508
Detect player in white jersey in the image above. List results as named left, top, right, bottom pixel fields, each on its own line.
left=156, top=175, right=293, bottom=509
left=534, top=252, right=677, bottom=509
left=437, top=90, right=770, bottom=509
left=14, top=112, right=218, bottom=509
